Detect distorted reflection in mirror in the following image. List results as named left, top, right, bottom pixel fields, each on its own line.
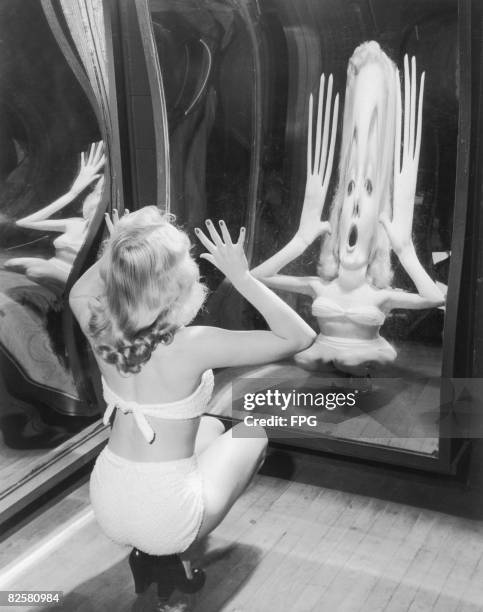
left=147, top=0, right=458, bottom=456
left=0, top=0, right=103, bottom=502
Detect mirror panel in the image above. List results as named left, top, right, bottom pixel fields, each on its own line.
left=149, top=0, right=459, bottom=456
left=0, top=0, right=104, bottom=506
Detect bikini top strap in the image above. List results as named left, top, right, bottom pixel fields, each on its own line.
left=102, top=391, right=156, bottom=444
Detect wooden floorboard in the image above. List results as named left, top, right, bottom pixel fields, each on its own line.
left=2, top=447, right=483, bottom=612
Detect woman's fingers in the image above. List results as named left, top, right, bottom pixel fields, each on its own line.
left=409, top=56, right=416, bottom=158
left=236, top=226, right=246, bottom=247
left=205, top=219, right=224, bottom=246
left=194, top=227, right=216, bottom=253
left=104, top=213, right=114, bottom=234
left=324, top=92, right=339, bottom=186
left=319, top=74, right=332, bottom=179
left=218, top=220, right=233, bottom=244
left=314, top=74, right=325, bottom=176
left=415, top=71, right=425, bottom=166
left=394, top=68, right=402, bottom=179
left=307, top=93, right=314, bottom=179
left=403, top=55, right=410, bottom=158
left=93, top=141, right=103, bottom=164
left=88, top=143, right=96, bottom=165
left=199, top=253, right=216, bottom=266
left=94, top=154, right=106, bottom=173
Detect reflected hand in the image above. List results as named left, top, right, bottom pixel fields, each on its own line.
left=104, top=207, right=129, bottom=236
left=71, top=141, right=106, bottom=195
left=195, top=219, right=248, bottom=284
left=298, top=74, right=339, bottom=245
left=380, top=56, right=424, bottom=256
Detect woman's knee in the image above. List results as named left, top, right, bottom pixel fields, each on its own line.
left=231, top=423, right=268, bottom=461
left=200, top=415, right=226, bottom=435
left=26, top=267, right=43, bottom=282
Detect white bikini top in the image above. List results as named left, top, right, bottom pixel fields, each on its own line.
left=312, top=296, right=385, bottom=327
left=102, top=369, right=215, bottom=444
left=53, top=231, right=86, bottom=253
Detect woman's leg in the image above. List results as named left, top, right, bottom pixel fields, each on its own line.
left=194, top=422, right=268, bottom=540
left=194, top=415, right=225, bottom=455
left=4, top=257, right=68, bottom=288
left=294, top=342, right=324, bottom=371
left=4, top=257, right=44, bottom=272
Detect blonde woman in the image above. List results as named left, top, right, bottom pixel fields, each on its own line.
left=69, top=206, right=315, bottom=607
left=5, top=142, right=105, bottom=291
left=252, top=42, right=444, bottom=376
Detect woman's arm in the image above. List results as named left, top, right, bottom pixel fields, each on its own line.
left=17, top=142, right=105, bottom=229
left=250, top=235, right=318, bottom=296
left=380, top=246, right=444, bottom=310
left=194, top=220, right=316, bottom=368
left=251, top=74, right=339, bottom=296
left=69, top=256, right=105, bottom=331
left=380, top=56, right=444, bottom=312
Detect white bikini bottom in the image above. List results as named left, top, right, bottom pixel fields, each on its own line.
left=89, top=446, right=204, bottom=555
left=309, top=333, right=397, bottom=368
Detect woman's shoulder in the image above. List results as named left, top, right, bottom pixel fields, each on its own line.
left=172, top=325, right=219, bottom=346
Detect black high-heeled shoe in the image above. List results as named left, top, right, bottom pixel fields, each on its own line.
left=128, top=548, right=206, bottom=597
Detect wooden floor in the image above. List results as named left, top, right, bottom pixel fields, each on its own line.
left=1, top=442, right=483, bottom=612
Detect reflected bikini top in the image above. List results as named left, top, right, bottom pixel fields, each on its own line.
left=102, top=369, right=214, bottom=444
left=53, top=232, right=85, bottom=254
left=312, top=296, right=385, bottom=327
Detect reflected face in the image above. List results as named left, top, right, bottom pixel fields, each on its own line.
left=338, top=63, right=386, bottom=271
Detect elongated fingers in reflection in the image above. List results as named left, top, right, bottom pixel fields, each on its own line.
left=324, top=92, right=339, bottom=185
left=394, top=69, right=402, bottom=175
left=307, top=93, right=314, bottom=177
left=318, top=74, right=332, bottom=178
left=415, top=71, right=425, bottom=163
left=313, top=74, right=325, bottom=175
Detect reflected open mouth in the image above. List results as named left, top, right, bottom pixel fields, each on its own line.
left=347, top=224, right=358, bottom=250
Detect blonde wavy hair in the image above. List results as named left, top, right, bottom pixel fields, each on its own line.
left=318, top=41, right=397, bottom=288
left=88, top=206, right=207, bottom=374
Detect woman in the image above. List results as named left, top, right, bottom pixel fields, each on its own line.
left=69, top=206, right=315, bottom=607
left=252, top=43, right=444, bottom=376
left=5, top=141, right=105, bottom=292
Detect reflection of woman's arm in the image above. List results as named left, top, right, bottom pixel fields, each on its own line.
left=69, top=256, right=105, bottom=330
left=381, top=245, right=445, bottom=310
left=251, top=75, right=338, bottom=297
left=16, top=192, right=81, bottom=230
left=380, top=57, right=443, bottom=311
left=251, top=235, right=308, bottom=277
left=250, top=236, right=318, bottom=296
left=17, top=142, right=105, bottom=230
